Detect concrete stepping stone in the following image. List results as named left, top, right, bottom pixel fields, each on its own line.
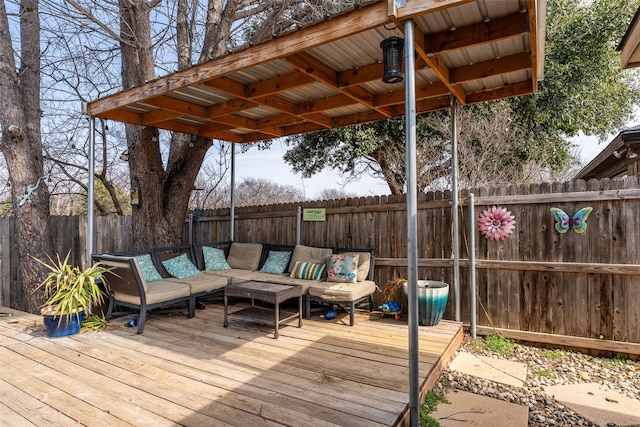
left=448, top=351, right=528, bottom=387
left=544, top=382, right=640, bottom=427
left=431, top=389, right=529, bottom=427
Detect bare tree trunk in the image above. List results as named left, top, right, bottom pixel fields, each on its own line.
left=120, top=0, right=214, bottom=248
left=0, top=0, right=54, bottom=312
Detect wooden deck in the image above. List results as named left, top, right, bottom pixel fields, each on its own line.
left=0, top=304, right=462, bottom=427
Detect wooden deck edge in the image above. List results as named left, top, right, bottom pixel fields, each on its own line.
left=476, top=326, right=640, bottom=356
left=395, top=322, right=464, bottom=427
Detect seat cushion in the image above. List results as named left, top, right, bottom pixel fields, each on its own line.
left=114, top=280, right=190, bottom=305
left=166, top=274, right=227, bottom=294
left=308, top=280, right=376, bottom=302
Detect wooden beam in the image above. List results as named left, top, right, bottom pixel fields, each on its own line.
left=202, top=77, right=246, bottom=98
left=144, top=119, right=199, bottom=137
left=332, top=110, right=387, bottom=128
left=96, top=109, right=140, bottom=124
left=281, top=122, right=325, bottom=137
left=475, top=326, right=640, bottom=356
left=144, top=96, right=208, bottom=118
left=415, top=26, right=466, bottom=105
left=338, top=63, right=384, bottom=87
left=466, top=80, right=534, bottom=105
left=256, top=114, right=304, bottom=129
left=285, top=53, right=392, bottom=117
left=298, top=94, right=357, bottom=114
left=426, top=11, right=529, bottom=54
left=375, top=82, right=450, bottom=107
left=141, top=109, right=182, bottom=126
left=199, top=130, right=242, bottom=143
left=390, top=96, right=450, bottom=116
left=248, top=71, right=316, bottom=98
left=337, top=58, right=427, bottom=87
left=391, top=0, right=473, bottom=20
left=206, top=98, right=259, bottom=119
left=451, top=52, right=530, bottom=83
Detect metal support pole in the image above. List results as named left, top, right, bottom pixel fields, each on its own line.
left=450, top=95, right=461, bottom=321
left=87, top=117, right=96, bottom=267
left=230, top=143, right=236, bottom=241
left=296, top=206, right=302, bottom=245
left=403, top=19, right=420, bottom=427
left=469, top=193, right=477, bottom=339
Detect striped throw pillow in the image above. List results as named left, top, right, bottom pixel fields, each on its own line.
left=289, top=261, right=325, bottom=280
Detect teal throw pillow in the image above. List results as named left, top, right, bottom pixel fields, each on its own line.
left=162, top=253, right=202, bottom=279
left=289, top=261, right=325, bottom=280
left=135, top=254, right=163, bottom=282
left=327, top=253, right=359, bottom=283
left=259, top=250, right=291, bottom=275
left=203, top=246, right=231, bottom=271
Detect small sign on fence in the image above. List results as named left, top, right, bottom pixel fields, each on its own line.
left=303, top=208, right=326, bottom=221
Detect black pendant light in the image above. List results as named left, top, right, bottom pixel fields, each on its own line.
left=380, top=36, right=404, bottom=83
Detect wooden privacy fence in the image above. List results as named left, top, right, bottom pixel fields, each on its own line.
left=193, top=177, right=640, bottom=354
left=1, top=178, right=639, bottom=354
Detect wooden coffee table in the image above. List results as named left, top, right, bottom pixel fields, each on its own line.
left=223, top=281, right=302, bottom=339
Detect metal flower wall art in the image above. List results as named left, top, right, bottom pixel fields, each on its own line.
left=478, top=206, right=516, bottom=240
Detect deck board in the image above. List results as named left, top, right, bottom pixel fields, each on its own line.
left=0, top=304, right=462, bottom=427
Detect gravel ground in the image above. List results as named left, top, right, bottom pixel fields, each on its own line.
left=432, top=334, right=640, bottom=427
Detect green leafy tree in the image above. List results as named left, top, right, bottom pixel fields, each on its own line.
left=285, top=0, right=640, bottom=194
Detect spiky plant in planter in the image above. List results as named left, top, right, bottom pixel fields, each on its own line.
left=35, top=251, right=113, bottom=337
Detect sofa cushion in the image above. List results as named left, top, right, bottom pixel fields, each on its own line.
left=259, top=250, right=292, bottom=275
left=166, top=274, right=227, bottom=294
left=288, top=245, right=332, bottom=273
left=308, top=280, right=376, bottom=302
left=290, top=261, right=326, bottom=280
left=327, top=253, right=359, bottom=283
left=203, top=268, right=253, bottom=283
left=135, top=254, right=163, bottom=283
left=202, top=246, right=231, bottom=271
left=227, top=242, right=263, bottom=270
left=162, top=254, right=202, bottom=279
left=115, top=279, right=191, bottom=305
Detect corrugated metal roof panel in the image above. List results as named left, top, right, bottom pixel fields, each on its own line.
left=171, top=85, right=232, bottom=106
left=86, top=0, right=545, bottom=142
left=231, top=60, right=296, bottom=84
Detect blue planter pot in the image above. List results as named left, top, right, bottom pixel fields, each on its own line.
left=43, top=311, right=85, bottom=337
left=404, top=280, right=449, bottom=326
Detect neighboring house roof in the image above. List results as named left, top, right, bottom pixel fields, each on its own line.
left=574, top=126, right=640, bottom=180
left=618, top=6, right=640, bottom=69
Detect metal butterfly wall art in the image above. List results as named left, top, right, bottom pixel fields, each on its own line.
left=550, top=207, right=593, bottom=234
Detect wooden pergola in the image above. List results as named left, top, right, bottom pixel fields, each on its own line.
left=83, top=1, right=546, bottom=425
left=83, top=0, right=545, bottom=144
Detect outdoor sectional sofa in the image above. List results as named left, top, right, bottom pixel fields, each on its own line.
left=92, top=241, right=376, bottom=333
